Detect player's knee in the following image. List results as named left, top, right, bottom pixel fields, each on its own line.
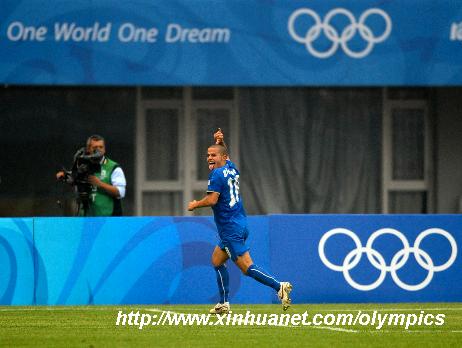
left=238, top=263, right=251, bottom=275
left=211, top=256, right=220, bottom=267
left=211, top=254, right=225, bottom=267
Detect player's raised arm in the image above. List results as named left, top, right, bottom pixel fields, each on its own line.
left=213, top=128, right=229, bottom=159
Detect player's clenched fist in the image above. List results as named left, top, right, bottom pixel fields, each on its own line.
left=188, top=200, right=198, bottom=211
left=214, top=128, right=224, bottom=145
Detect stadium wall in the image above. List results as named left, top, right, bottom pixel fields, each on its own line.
left=435, top=88, right=462, bottom=213
left=0, top=216, right=460, bottom=305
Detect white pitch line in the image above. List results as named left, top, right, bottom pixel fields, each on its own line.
left=145, top=308, right=182, bottom=315
left=309, top=326, right=357, bottom=333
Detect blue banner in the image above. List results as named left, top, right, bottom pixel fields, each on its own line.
left=32, top=216, right=271, bottom=305
left=1, top=0, right=461, bottom=86
left=0, top=215, right=460, bottom=305
left=0, top=219, right=34, bottom=305
left=269, top=215, right=461, bottom=303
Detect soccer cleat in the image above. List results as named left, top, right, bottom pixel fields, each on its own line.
left=209, top=302, right=230, bottom=314
left=278, top=282, right=293, bottom=311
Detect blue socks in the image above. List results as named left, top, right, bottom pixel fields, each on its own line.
left=214, top=264, right=229, bottom=303
left=215, top=264, right=280, bottom=302
left=246, top=264, right=281, bottom=292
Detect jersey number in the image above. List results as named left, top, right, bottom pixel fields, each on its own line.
left=227, top=175, right=240, bottom=207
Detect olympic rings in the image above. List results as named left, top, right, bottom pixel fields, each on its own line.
left=318, top=228, right=457, bottom=291
left=288, top=8, right=392, bottom=59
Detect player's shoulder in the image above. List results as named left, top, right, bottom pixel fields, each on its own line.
left=215, top=161, right=233, bottom=173
left=210, top=161, right=239, bottom=178
left=224, top=160, right=239, bottom=175
left=209, top=166, right=225, bottom=180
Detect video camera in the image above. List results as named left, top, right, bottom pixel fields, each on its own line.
left=61, top=147, right=103, bottom=215
left=71, top=147, right=103, bottom=179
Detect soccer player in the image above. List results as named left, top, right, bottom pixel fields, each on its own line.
left=188, top=129, right=292, bottom=314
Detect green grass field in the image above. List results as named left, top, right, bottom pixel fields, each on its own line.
left=1, top=303, right=461, bottom=347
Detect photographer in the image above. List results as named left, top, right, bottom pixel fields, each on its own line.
left=56, top=135, right=126, bottom=216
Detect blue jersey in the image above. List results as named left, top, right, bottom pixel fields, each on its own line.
left=207, top=160, right=247, bottom=239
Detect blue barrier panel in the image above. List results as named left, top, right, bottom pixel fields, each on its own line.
left=0, top=0, right=462, bottom=85
left=0, top=218, right=35, bottom=305
left=33, top=216, right=272, bottom=305
left=233, top=216, right=273, bottom=304
left=3, top=215, right=460, bottom=304
left=269, top=215, right=461, bottom=303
